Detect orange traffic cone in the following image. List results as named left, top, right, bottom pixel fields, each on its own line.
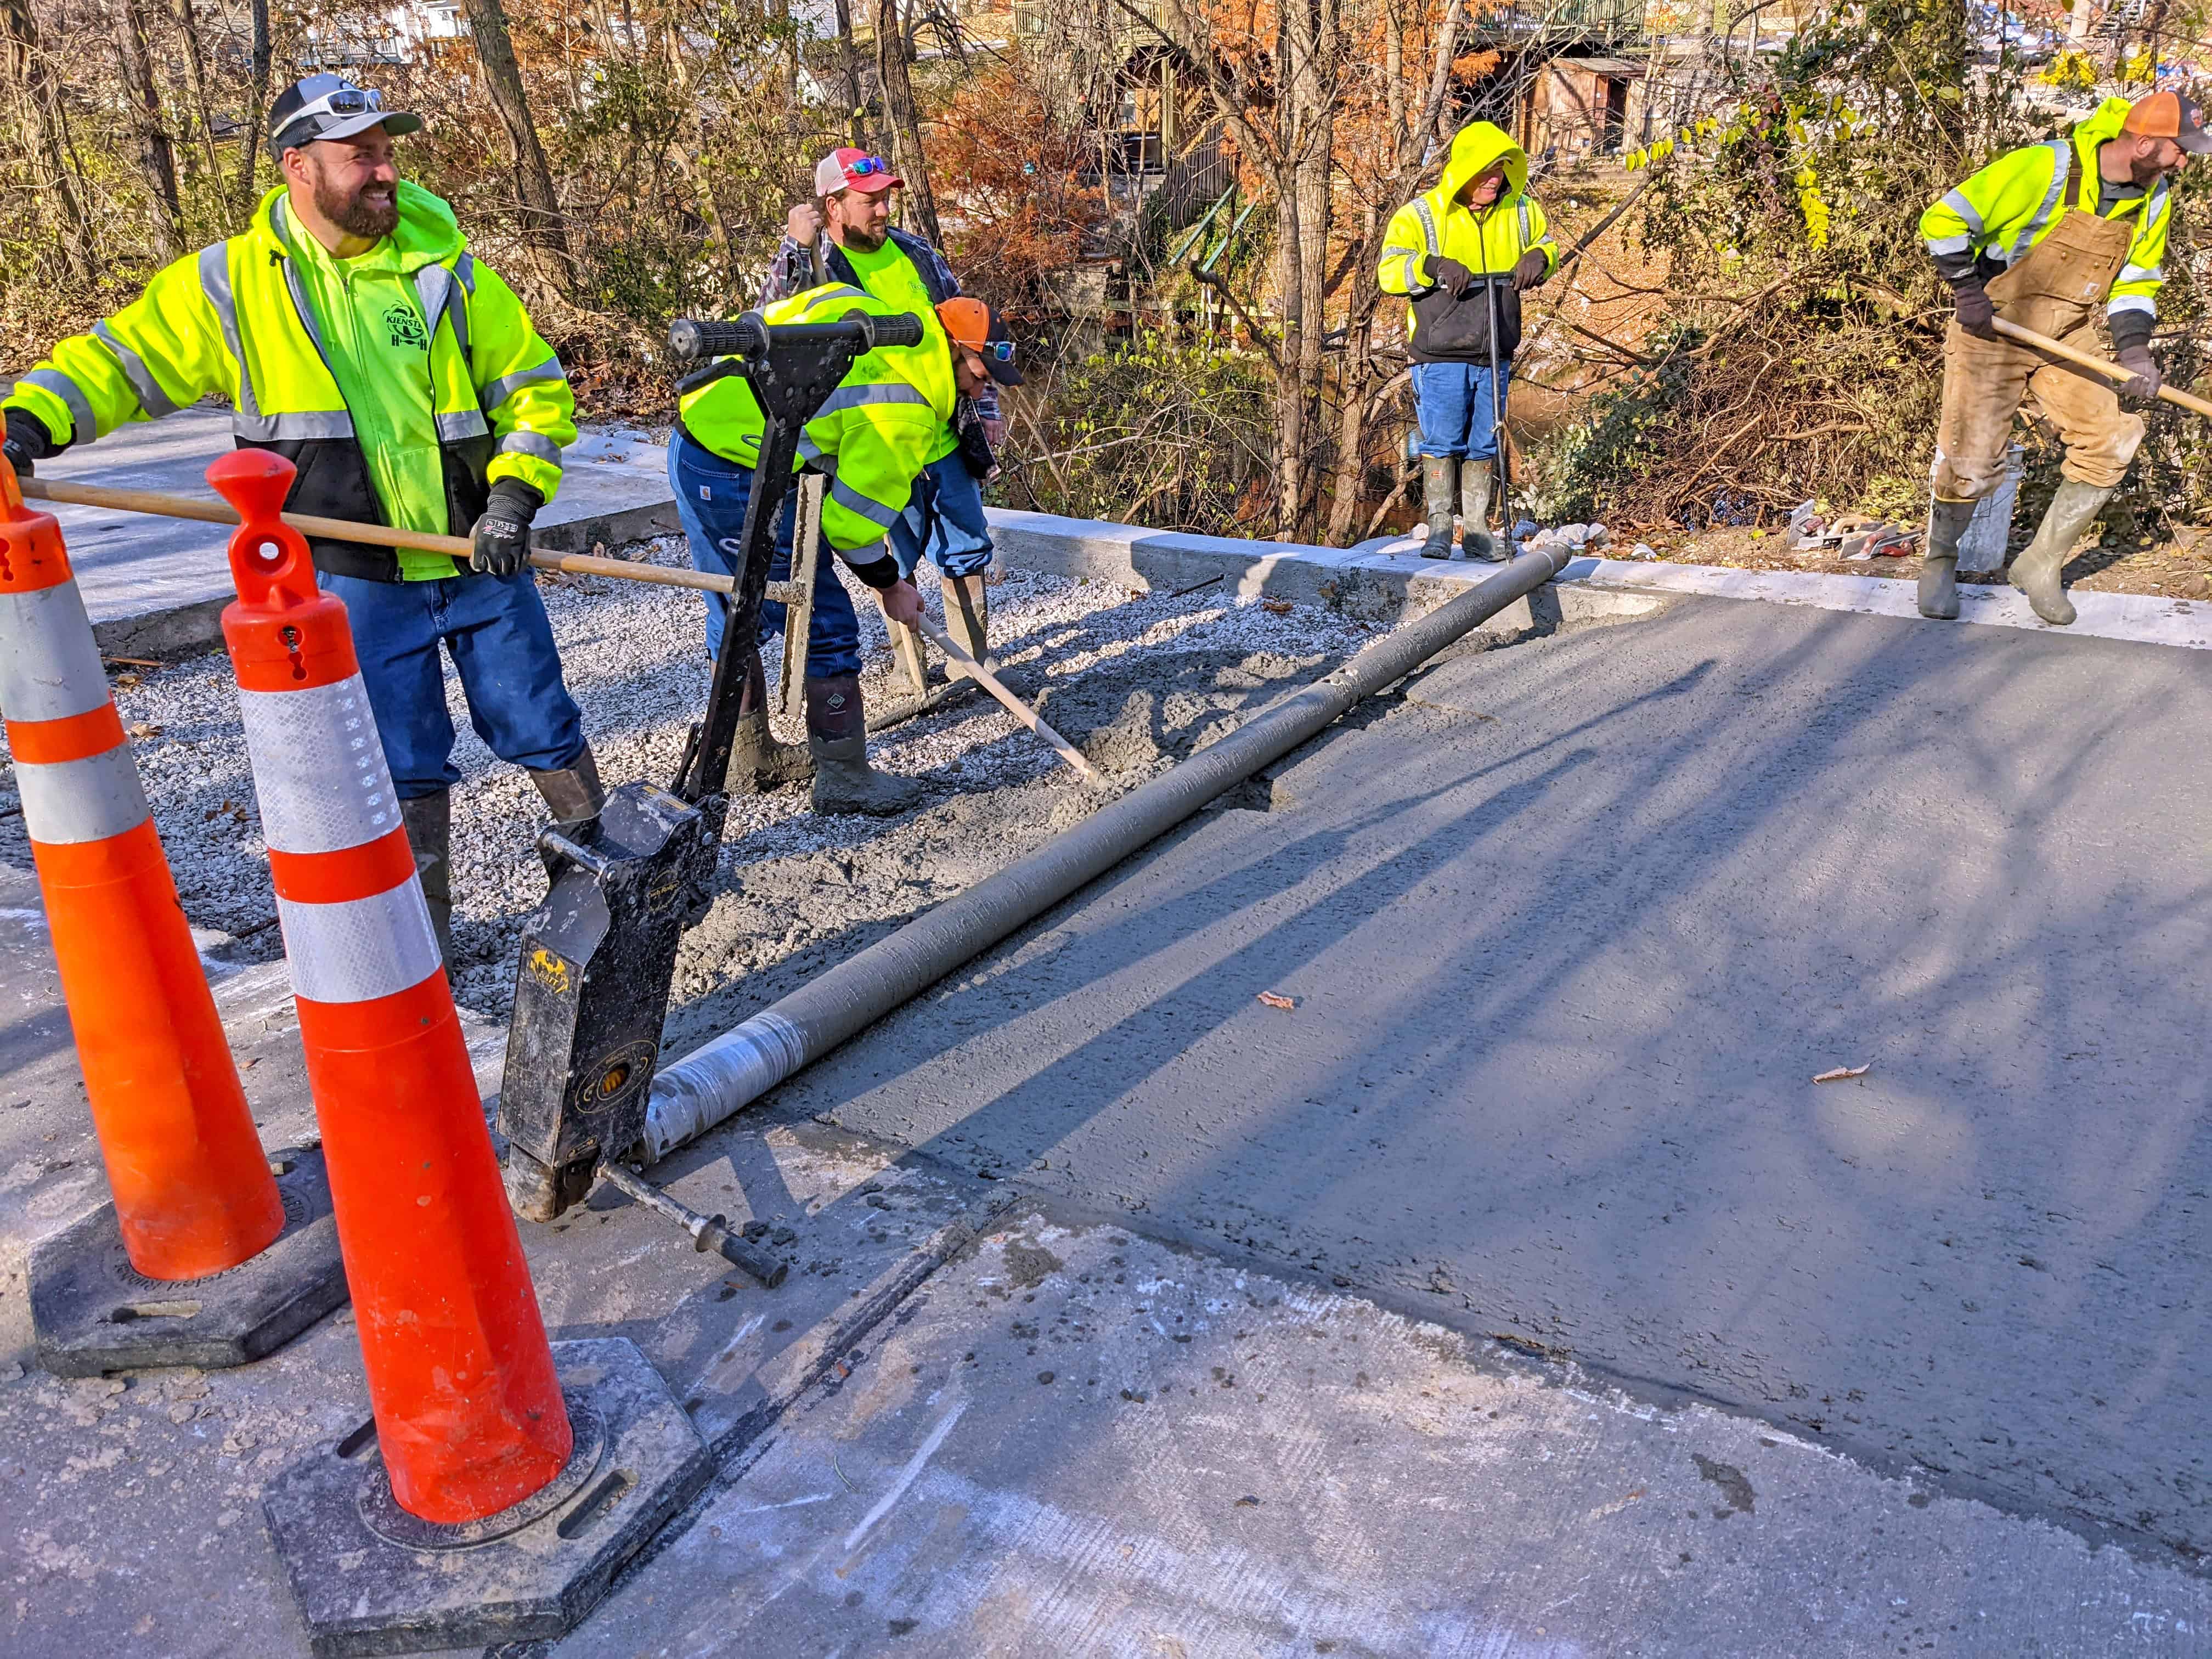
left=207, top=449, right=571, bottom=1523
left=0, top=459, right=284, bottom=1276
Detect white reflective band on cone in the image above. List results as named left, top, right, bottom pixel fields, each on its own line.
left=642, top=1010, right=809, bottom=1159
left=0, top=583, right=111, bottom=723
left=15, top=747, right=150, bottom=844
left=276, top=884, right=442, bottom=1004
left=236, top=678, right=401, bottom=854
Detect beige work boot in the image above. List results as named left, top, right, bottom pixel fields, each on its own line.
left=1419, top=456, right=1458, bottom=558
left=2008, top=479, right=2111, bottom=628
left=724, top=650, right=811, bottom=794
left=1460, top=460, right=1503, bottom=562
left=805, top=673, right=926, bottom=816
left=944, top=573, right=992, bottom=682
left=400, top=789, right=454, bottom=966
left=1918, top=496, right=1979, bottom=621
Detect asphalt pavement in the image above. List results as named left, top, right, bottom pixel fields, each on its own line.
left=771, top=591, right=2212, bottom=1570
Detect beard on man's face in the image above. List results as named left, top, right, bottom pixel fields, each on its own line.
left=312, top=160, right=398, bottom=239
left=839, top=216, right=888, bottom=252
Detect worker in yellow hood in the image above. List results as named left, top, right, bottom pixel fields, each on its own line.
left=1379, top=121, right=1557, bottom=560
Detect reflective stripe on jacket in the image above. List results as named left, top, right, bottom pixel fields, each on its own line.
left=3, top=183, right=575, bottom=582
left=1919, top=97, right=2170, bottom=323
left=1378, top=121, right=1558, bottom=357
left=677, top=285, right=955, bottom=561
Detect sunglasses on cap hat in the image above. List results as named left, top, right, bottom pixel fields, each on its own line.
left=934, top=297, right=1024, bottom=386
left=815, top=148, right=904, bottom=195
left=268, top=74, right=422, bottom=154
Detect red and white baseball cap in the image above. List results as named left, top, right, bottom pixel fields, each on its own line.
left=815, top=148, right=903, bottom=196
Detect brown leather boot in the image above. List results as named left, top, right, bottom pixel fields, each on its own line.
left=805, top=674, right=925, bottom=815
left=724, top=649, right=812, bottom=794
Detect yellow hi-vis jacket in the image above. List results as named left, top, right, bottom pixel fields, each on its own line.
left=1378, top=121, right=1558, bottom=359
left=1919, top=97, right=2170, bottom=327
left=3, top=183, right=574, bottom=582
left=678, top=284, right=954, bottom=564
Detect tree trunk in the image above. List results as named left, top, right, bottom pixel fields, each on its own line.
left=232, top=0, right=270, bottom=219
left=459, top=0, right=572, bottom=285
left=874, top=0, right=943, bottom=246
left=114, top=0, right=182, bottom=261
left=171, top=0, right=222, bottom=204
left=661, top=22, right=745, bottom=299
left=0, top=0, right=95, bottom=283
left=831, top=0, right=869, bottom=147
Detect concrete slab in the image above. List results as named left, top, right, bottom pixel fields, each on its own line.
left=35, top=410, right=680, bottom=660
left=563, top=1202, right=2212, bottom=1657
left=768, top=594, right=2212, bottom=1572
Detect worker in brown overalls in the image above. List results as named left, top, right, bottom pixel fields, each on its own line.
left=1916, top=90, right=2209, bottom=625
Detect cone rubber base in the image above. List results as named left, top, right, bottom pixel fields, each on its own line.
left=30, top=1147, right=348, bottom=1377
left=263, top=1338, right=711, bottom=1658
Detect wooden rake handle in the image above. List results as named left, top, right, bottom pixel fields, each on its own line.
left=18, top=476, right=737, bottom=596
left=1990, top=318, right=2212, bottom=422
left=911, top=616, right=1102, bottom=783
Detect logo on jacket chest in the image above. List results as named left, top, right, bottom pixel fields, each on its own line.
left=382, top=303, right=428, bottom=351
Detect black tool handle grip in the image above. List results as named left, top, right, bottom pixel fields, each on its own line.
left=668, top=311, right=924, bottom=364
left=667, top=316, right=764, bottom=364
left=865, top=312, right=924, bottom=348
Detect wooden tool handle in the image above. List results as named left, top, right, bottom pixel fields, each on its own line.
left=912, top=616, right=1102, bottom=783
left=1990, top=318, right=2212, bottom=422
left=18, top=476, right=736, bottom=595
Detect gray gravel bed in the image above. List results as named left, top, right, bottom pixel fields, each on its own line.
left=0, top=540, right=1381, bottom=1039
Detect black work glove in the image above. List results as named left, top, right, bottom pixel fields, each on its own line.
left=1511, top=249, right=1550, bottom=292
left=2117, top=342, right=2163, bottom=404
left=1951, top=280, right=1997, bottom=341
left=3, top=410, right=54, bottom=479
left=470, top=479, right=541, bottom=577
left=1429, top=256, right=1476, bottom=297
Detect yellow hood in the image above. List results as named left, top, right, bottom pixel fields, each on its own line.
left=1431, top=121, right=1528, bottom=213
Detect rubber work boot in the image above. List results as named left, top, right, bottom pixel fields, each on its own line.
left=399, top=789, right=454, bottom=967
left=944, top=573, right=992, bottom=682
left=724, top=650, right=812, bottom=795
left=1917, top=496, right=1979, bottom=620
left=529, top=745, right=607, bottom=879
left=805, top=674, right=926, bottom=816
left=2009, top=479, right=2112, bottom=628
left=1460, top=460, right=1503, bottom=562
left=1419, top=455, right=1458, bottom=559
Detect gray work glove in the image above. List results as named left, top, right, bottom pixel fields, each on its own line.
left=3, top=410, right=53, bottom=479
left=1511, top=249, right=1550, bottom=292
left=1951, top=280, right=1997, bottom=341
left=1429, top=256, right=1476, bottom=297
left=470, top=479, right=541, bottom=577
left=2116, top=342, right=2162, bottom=405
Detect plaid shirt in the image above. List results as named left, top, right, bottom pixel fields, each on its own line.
left=760, top=229, right=1001, bottom=425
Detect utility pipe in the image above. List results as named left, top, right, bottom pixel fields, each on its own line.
left=642, top=543, right=1573, bottom=1159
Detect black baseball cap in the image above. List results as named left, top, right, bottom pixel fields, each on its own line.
left=268, top=75, right=422, bottom=156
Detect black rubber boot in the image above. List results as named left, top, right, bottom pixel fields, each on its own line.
left=805, top=674, right=925, bottom=816
left=2009, top=479, right=2111, bottom=628
left=1419, top=456, right=1458, bottom=559
left=724, top=650, right=812, bottom=795
left=944, top=573, right=992, bottom=682
left=1918, top=496, right=1979, bottom=621
left=1461, top=460, right=1503, bottom=561
left=399, top=789, right=453, bottom=966
left=529, top=746, right=606, bottom=879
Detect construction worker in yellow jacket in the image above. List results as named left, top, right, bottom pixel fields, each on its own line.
left=1, top=74, right=592, bottom=963
left=1379, top=121, right=1557, bottom=561
left=670, top=284, right=1003, bottom=815
left=1916, top=90, right=2208, bottom=625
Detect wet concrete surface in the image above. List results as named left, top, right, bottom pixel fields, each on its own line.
left=771, top=594, right=2212, bottom=1568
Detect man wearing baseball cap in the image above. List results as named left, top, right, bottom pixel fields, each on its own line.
left=763, top=149, right=1009, bottom=681
left=1, top=74, right=594, bottom=963
left=1915, top=89, right=2209, bottom=625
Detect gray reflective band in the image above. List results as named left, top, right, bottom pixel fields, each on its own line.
left=480, top=355, right=564, bottom=411
left=277, top=884, right=442, bottom=1005
left=828, top=475, right=900, bottom=531
left=20, top=370, right=95, bottom=445
left=454, top=251, right=477, bottom=294
left=1940, top=188, right=1985, bottom=239
left=796, top=433, right=827, bottom=467
left=816, top=382, right=930, bottom=416
left=197, top=242, right=257, bottom=416
left=233, top=410, right=356, bottom=441
left=1925, top=232, right=1973, bottom=255
left=281, top=259, right=332, bottom=369
left=90, top=323, right=178, bottom=420
left=414, top=264, right=455, bottom=349
left=2145, top=180, right=2170, bottom=239
left=2108, top=294, right=2155, bottom=315
left=437, top=409, right=490, bottom=442
left=15, top=747, right=148, bottom=845
left=0, top=583, right=108, bottom=723
left=837, top=536, right=887, bottom=566
left=2011, top=140, right=2070, bottom=262
left=806, top=284, right=870, bottom=310
left=1412, top=199, right=1440, bottom=256
left=498, top=430, right=561, bottom=461
left=2119, top=262, right=2163, bottom=285
left=1517, top=200, right=1532, bottom=255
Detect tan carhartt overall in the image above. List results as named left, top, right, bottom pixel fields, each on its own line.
left=1931, top=202, right=2145, bottom=502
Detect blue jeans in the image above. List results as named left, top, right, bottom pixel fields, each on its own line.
left=887, top=450, right=994, bottom=580
left=1412, top=361, right=1512, bottom=462
left=319, top=569, right=585, bottom=801
left=668, top=432, right=862, bottom=679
